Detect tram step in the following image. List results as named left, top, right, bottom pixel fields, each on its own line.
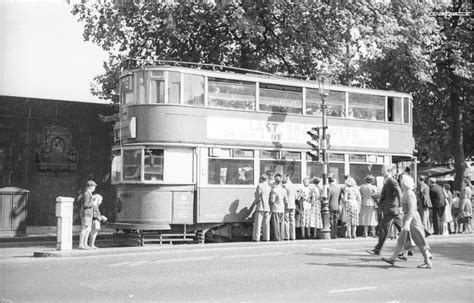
left=113, top=232, right=198, bottom=247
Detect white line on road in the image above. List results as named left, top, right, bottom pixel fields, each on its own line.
left=108, top=261, right=136, bottom=267
left=222, top=252, right=286, bottom=259
left=329, top=286, right=376, bottom=294
left=126, top=260, right=151, bottom=267
left=149, top=255, right=215, bottom=264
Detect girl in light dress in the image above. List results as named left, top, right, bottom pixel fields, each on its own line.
left=343, top=177, right=361, bottom=238
left=89, top=194, right=108, bottom=249
left=309, top=178, right=322, bottom=239
left=442, top=184, right=453, bottom=235
left=458, top=177, right=472, bottom=233
left=359, top=175, right=379, bottom=238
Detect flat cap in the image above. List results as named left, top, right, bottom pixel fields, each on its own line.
left=87, top=180, right=97, bottom=187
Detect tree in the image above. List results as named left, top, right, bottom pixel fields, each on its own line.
left=430, top=0, right=473, bottom=189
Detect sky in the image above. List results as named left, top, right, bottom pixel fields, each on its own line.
left=0, top=0, right=109, bottom=103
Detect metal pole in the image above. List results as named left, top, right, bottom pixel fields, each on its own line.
left=318, top=94, right=331, bottom=239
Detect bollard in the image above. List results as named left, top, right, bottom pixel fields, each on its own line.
left=55, top=196, right=74, bottom=251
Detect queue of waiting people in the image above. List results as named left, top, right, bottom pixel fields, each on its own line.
left=252, top=171, right=473, bottom=242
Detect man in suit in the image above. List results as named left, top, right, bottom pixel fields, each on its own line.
left=252, top=174, right=272, bottom=241
left=327, top=175, right=342, bottom=239
left=417, top=175, right=432, bottom=232
left=428, top=178, right=446, bottom=235
left=282, top=174, right=297, bottom=241
left=367, top=165, right=403, bottom=255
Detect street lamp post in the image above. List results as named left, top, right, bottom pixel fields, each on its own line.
left=317, top=72, right=332, bottom=240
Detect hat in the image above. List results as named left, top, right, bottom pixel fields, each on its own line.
left=365, top=175, right=375, bottom=183
left=87, top=180, right=97, bottom=187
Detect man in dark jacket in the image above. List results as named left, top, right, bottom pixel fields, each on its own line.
left=327, top=175, right=342, bottom=239
left=428, top=178, right=446, bottom=235
left=417, top=175, right=432, bottom=232
left=367, top=165, right=403, bottom=255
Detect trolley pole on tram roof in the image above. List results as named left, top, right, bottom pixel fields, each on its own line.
left=317, top=71, right=332, bottom=240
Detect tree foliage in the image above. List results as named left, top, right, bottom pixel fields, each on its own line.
left=72, top=0, right=473, bottom=188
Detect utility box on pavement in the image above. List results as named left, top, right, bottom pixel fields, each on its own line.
left=55, top=196, right=74, bottom=251
left=0, top=187, right=29, bottom=236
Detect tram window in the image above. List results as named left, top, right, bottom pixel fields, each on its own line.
left=111, top=150, right=122, bottom=182
left=183, top=74, right=205, bottom=106
left=144, top=149, right=164, bottom=181
left=387, top=96, right=402, bottom=122
left=305, top=88, right=321, bottom=115
left=260, top=160, right=301, bottom=184
left=233, top=149, right=254, bottom=158
left=260, top=150, right=280, bottom=159
left=208, top=159, right=254, bottom=185
left=306, top=162, right=344, bottom=185
left=328, top=153, right=345, bottom=162
left=137, top=71, right=146, bottom=104
left=123, top=149, right=142, bottom=181
left=307, top=89, right=346, bottom=117
left=350, top=154, right=367, bottom=162
left=151, top=79, right=165, bottom=103
left=168, top=72, right=181, bottom=104
left=403, top=98, right=410, bottom=124
left=120, top=76, right=134, bottom=105
left=348, top=93, right=385, bottom=121
left=259, top=83, right=302, bottom=114
left=350, top=164, right=383, bottom=186
left=282, top=151, right=301, bottom=160
left=208, top=78, right=256, bottom=110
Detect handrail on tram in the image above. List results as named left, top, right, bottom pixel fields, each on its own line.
left=123, top=57, right=313, bottom=80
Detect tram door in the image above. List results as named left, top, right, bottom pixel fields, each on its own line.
left=164, top=147, right=195, bottom=225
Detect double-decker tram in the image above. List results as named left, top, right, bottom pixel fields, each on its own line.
left=109, top=61, right=415, bottom=244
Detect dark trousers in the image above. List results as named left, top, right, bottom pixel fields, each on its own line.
left=270, top=212, right=284, bottom=241
left=432, top=207, right=445, bottom=235
left=329, top=210, right=340, bottom=239
left=374, top=213, right=403, bottom=253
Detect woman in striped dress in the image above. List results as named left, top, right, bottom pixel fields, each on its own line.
left=309, top=178, right=322, bottom=238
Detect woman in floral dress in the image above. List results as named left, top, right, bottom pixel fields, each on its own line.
left=297, top=177, right=313, bottom=239
left=343, top=177, right=361, bottom=238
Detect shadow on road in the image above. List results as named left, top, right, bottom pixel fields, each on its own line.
left=306, top=261, right=393, bottom=269
left=430, top=242, right=473, bottom=264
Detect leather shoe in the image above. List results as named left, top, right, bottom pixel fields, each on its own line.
left=417, top=262, right=432, bottom=269
left=382, top=257, right=395, bottom=266
left=397, top=253, right=407, bottom=261
left=366, top=249, right=380, bottom=256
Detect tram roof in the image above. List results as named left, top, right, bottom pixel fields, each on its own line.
left=121, top=61, right=412, bottom=98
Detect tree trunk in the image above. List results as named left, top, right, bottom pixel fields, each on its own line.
left=451, top=89, right=465, bottom=191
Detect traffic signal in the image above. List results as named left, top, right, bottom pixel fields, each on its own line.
left=307, top=127, right=321, bottom=162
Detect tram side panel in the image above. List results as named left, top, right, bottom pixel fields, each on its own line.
left=197, top=187, right=255, bottom=239
left=114, top=184, right=195, bottom=230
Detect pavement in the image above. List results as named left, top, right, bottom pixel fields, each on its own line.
left=0, top=225, right=472, bottom=259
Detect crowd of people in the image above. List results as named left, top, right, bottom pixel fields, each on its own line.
left=251, top=167, right=473, bottom=246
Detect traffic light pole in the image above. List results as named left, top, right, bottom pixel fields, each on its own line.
left=318, top=93, right=331, bottom=240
